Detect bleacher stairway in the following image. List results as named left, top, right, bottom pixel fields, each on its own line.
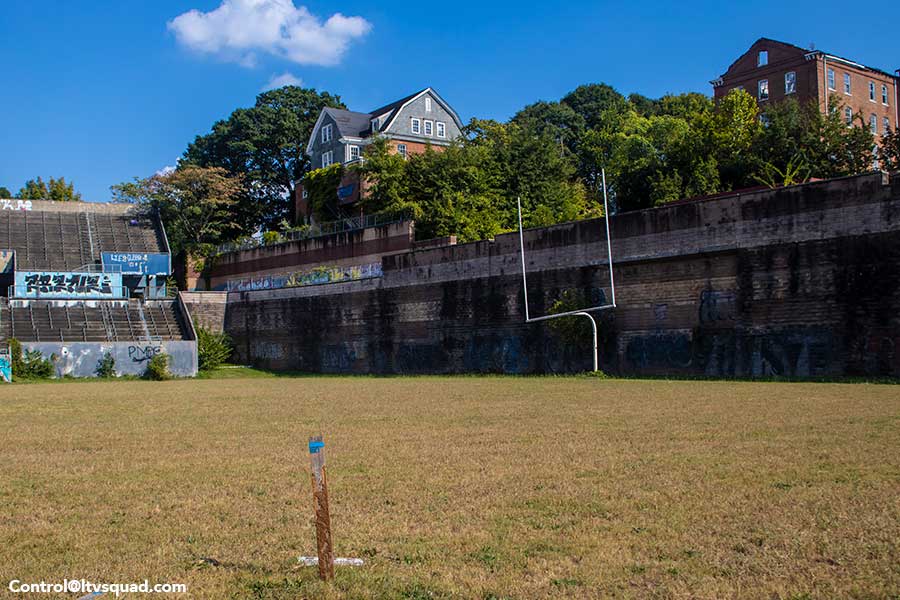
left=0, top=298, right=189, bottom=343
left=0, top=209, right=165, bottom=271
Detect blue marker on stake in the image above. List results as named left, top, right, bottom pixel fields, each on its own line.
left=309, top=440, right=325, bottom=454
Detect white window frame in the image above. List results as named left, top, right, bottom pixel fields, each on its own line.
left=348, top=145, right=360, bottom=161
left=884, top=117, right=891, bottom=135
left=784, top=71, right=796, bottom=95
left=844, top=107, right=853, bottom=125
left=758, top=79, right=769, bottom=101
left=883, top=85, right=889, bottom=105
left=425, top=97, right=432, bottom=112
left=321, top=123, right=332, bottom=143
left=322, top=150, right=333, bottom=168
left=870, top=114, right=877, bottom=134
left=757, top=50, right=768, bottom=67
left=397, top=143, right=408, bottom=158
left=827, top=69, right=835, bottom=90
left=436, top=122, right=446, bottom=138
left=844, top=73, right=851, bottom=95
left=869, top=82, right=876, bottom=102
left=424, top=120, right=434, bottom=136
left=411, top=118, right=421, bottom=134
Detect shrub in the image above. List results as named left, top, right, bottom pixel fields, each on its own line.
left=9, top=339, right=54, bottom=379
left=197, top=326, right=233, bottom=371
left=144, top=353, right=170, bottom=381
left=547, top=289, right=596, bottom=347
left=95, top=351, right=116, bottom=378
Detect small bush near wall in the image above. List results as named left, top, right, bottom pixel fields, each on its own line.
left=144, top=353, right=170, bottom=381
left=9, top=339, right=54, bottom=380
left=95, top=351, right=117, bottom=378
left=197, top=327, right=233, bottom=371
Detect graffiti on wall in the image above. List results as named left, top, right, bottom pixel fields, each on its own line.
left=127, top=345, right=162, bottom=363
left=101, top=252, right=169, bottom=275
left=1, top=199, right=32, bottom=211
left=15, top=271, right=123, bottom=299
left=0, top=349, right=11, bottom=382
left=0, top=250, right=14, bottom=274
left=226, top=262, right=383, bottom=292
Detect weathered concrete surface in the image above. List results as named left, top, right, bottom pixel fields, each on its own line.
left=24, top=341, right=198, bottom=378
left=208, top=221, right=414, bottom=290
left=181, top=291, right=227, bottom=333
left=225, top=172, right=900, bottom=377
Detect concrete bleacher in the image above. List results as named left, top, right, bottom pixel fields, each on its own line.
left=0, top=201, right=165, bottom=271
left=0, top=299, right=188, bottom=343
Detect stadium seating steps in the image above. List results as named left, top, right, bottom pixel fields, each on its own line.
left=0, top=209, right=165, bottom=271
left=0, top=299, right=189, bottom=343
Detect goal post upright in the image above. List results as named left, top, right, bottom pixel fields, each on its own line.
left=517, top=168, right=617, bottom=372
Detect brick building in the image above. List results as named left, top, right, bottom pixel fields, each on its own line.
left=295, top=88, right=463, bottom=222
left=711, top=38, right=898, bottom=146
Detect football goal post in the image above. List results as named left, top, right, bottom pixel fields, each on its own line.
left=517, top=169, right=617, bottom=372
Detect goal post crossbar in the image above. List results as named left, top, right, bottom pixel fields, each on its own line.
left=517, top=169, right=617, bottom=324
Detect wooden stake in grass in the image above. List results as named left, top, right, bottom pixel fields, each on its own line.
left=308, top=435, right=334, bottom=581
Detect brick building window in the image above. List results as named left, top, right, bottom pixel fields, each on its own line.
left=757, top=50, right=768, bottom=66
left=884, top=117, right=891, bottom=135
left=869, top=82, right=876, bottom=101
left=785, top=71, right=796, bottom=94
left=844, top=73, right=851, bottom=94
left=411, top=118, right=421, bottom=134
left=758, top=79, right=769, bottom=101
left=844, top=107, right=853, bottom=125
left=870, top=114, right=877, bottom=134
left=883, top=85, right=890, bottom=105
left=827, top=69, right=835, bottom=90
left=397, top=144, right=407, bottom=158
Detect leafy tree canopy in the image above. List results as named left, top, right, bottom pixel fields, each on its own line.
left=16, top=176, right=83, bottom=201
left=182, top=86, right=345, bottom=231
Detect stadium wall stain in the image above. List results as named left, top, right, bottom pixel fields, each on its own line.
left=186, top=172, right=900, bottom=378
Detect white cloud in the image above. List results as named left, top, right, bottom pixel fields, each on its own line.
left=262, top=72, right=303, bottom=91
left=155, top=164, right=177, bottom=177
left=168, top=0, right=371, bottom=67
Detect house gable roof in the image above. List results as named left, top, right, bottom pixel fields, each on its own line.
left=307, top=87, right=465, bottom=154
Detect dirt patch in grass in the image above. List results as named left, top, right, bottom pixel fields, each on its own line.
left=1, top=378, right=898, bottom=598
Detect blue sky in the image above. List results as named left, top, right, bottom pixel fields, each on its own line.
left=1, top=1, right=896, bottom=202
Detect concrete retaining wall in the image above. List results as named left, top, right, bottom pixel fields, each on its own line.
left=24, top=341, right=198, bottom=378
left=224, top=172, right=900, bottom=377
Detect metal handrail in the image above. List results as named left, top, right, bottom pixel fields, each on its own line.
left=215, top=211, right=409, bottom=255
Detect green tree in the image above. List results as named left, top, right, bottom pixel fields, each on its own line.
left=561, top=83, right=629, bottom=130
left=881, top=126, right=900, bottom=171
left=111, top=166, right=243, bottom=258
left=0, top=186, right=11, bottom=198
left=511, top=101, right=585, bottom=153
left=16, top=176, right=82, bottom=201
left=182, top=86, right=346, bottom=230
left=351, top=137, right=412, bottom=216
left=708, top=89, right=762, bottom=190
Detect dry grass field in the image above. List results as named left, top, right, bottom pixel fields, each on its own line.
left=1, top=375, right=898, bottom=599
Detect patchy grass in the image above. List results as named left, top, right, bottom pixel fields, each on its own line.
left=0, top=378, right=898, bottom=599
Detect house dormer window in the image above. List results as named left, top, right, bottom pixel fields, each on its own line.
left=757, top=50, right=768, bottom=67
left=411, top=118, right=421, bottom=134
left=321, top=124, right=332, bottom=143
left=436, top=122, right=446, bottom=138
left=425, top=97, right=432, bottom=112
left=348, top=145, right=360, bottom=161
